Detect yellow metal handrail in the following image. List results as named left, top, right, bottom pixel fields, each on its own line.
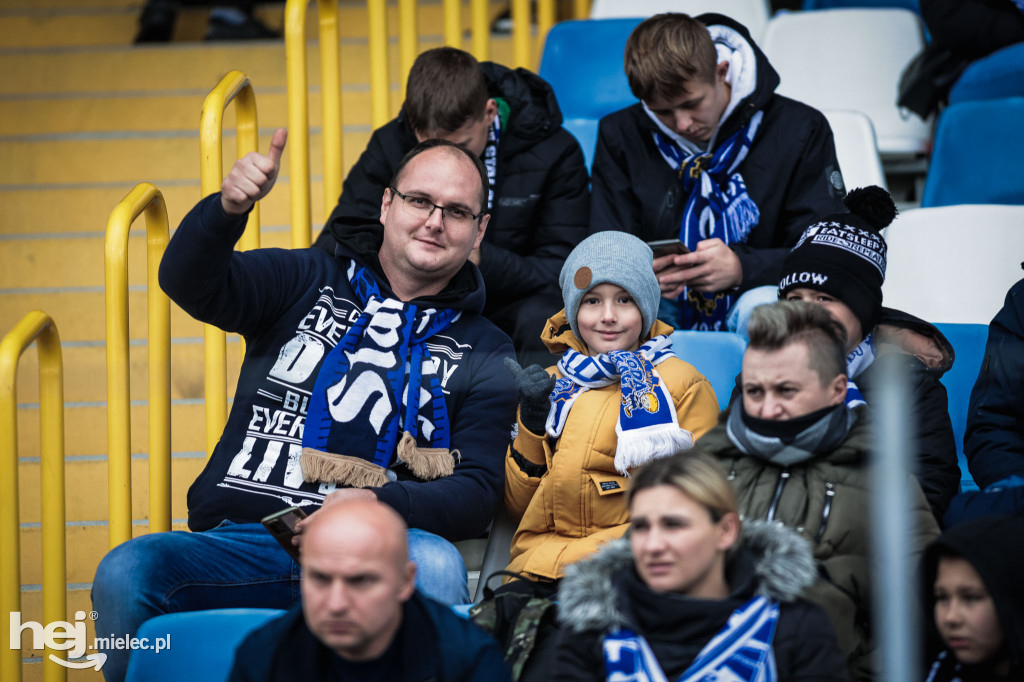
left=199, top=70, right=260, bottom=458
left=368, top=0, right=390, bottom=128
left=104, top=183, right=172, bottom=548
left=1, top=311, right=66, bottom=682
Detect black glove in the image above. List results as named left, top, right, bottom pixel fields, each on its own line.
left=503, top=357, right=557, bottom=435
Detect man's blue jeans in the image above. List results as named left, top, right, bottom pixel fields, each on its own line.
left=91, top=522, right=469, bottom=682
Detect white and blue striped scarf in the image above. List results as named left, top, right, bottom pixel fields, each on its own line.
left=602, top=594, right=780, bottom=682
left=546, top=335, right=694, bottom=474
left=300, top=261, right=460, bottom=487
left=846, top=333, right=875, bottom=408
left=653, top=111, right=763, bottom=331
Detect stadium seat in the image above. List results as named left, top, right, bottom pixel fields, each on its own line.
left=802, top=0, right=919, bottom=12
left=949, top=44, right=1024, bottom=105
left=670, top=330, right=747, bottom=410
left=473, top=506, right=519, bottom=602
left=880, top=204, right=1024, bottom=325
left=761, top=8, right=930, bottom=157
left=921, top=98, right=1024, bottom=207
left=822, top=109, right=887, bottom=190
left=539, top=19, right=642, bottom=169
left=934, top=323, right=989, bottom=492
left=590, top=0, right=771, bottom=42
left=124, top=608, right=286, bottom=682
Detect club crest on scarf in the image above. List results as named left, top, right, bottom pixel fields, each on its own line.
left=300, top=262, right=460, bottom=487
left=653, top=111, right=764, bottom=331
left=546, top=335, right=695, bottom=474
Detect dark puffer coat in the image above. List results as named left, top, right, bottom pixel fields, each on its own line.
left=316, top=62, right=589, bottom=311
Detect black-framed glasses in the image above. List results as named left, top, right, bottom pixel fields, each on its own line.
left=388, top=187, right=485, bottom=228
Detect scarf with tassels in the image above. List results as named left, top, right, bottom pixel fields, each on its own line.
left=653, top=110, right=763, bottom=331
left=602, top=595, right=780, bottom=682
left=300, top=261, right=460, bottom=487
left=845, top=334, right=875, bottom=408
left=546, top=335, right=694, bottom=474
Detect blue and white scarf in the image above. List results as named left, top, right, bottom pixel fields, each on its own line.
left=602, top=595, right=780, bottom=682
left=546, top=335, right=694, bottom=474
left=482, top=114, right=501, bottom=211
left=653, top=110, right=763, bottom=332
left=845, top=333, right=875, bottom=409
left=300, top=262, right=460, bottom=487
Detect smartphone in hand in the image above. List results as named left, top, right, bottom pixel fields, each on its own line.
left=261, top=506, right=308, bottom=562
left=646, top=239, right=691, bottom=259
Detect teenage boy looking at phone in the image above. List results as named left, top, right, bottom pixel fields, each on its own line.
left=590, top=13, right=846, bottom=332
left=90, top=132, right=517, bottom=682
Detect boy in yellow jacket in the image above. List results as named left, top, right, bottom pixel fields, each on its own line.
left=503, top=231, right=720, bottom=585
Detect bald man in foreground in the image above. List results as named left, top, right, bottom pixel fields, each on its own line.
left=228, top=499, right=511, bottom=681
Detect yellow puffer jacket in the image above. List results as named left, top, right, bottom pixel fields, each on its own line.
left=504, top=311, right=720, bottom=581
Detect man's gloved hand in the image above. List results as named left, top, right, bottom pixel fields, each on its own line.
left=503, top=357, right=557, bottom=436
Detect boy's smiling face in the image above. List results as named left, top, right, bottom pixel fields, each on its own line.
left=576, top=283, right=645, bottom=356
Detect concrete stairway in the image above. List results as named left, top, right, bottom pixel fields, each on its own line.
left=2, top=1, right=515, bottom=679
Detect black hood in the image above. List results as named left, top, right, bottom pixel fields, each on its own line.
left=876, top=306, right=955, bottom=377
left=923, top=514, right=1024, bottom=674
left=327, top=216, right=488, bottom=314
left=391, top=61, right=564, bottom=158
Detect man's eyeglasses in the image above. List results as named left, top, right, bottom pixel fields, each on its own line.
left=389, top=187, right=485, bottom=228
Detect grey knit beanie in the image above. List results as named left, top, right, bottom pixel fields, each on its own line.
left=560, top=231, right=661, bottom=342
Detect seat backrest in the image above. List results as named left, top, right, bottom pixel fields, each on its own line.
left=124, top=608, right=287, bottom=682
left=590, top=0, right=771, bottom=41
left=562, top=117, right=600, bottom=171
left=921, top=98, right=1024, bottom=208
left=670, top=330, right=747, bottom=410
left=949, top=43, right=1024, bottom=106
left=539, top=19, right=641, bottom=123
left=822, top=109, right=887, bottom=190
left=761, top=8, right=930, bottom=156
left=934, top=323, right=989, bottom=492
left=802, top=0, right=920, bottom=11
left=881, top=204, right=1024, bottom=324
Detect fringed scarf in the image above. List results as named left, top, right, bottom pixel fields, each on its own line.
left=602, top=595, right=780, bottom=682
left=846, top=334, right=875, bottom=408
left=545, top=335, right=694, bottom=474
left=652, top=110, right=763, bottom=331
left=300, top=261, right=460, bottom=487
left=482, top=111, right=501, bottom=211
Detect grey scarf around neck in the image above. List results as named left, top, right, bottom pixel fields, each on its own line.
left=725, top=403, right=857, bottom=467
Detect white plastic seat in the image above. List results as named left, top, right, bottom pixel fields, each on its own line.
left=881, top=205, right=1024, bottom=324
left=590, top=0, right=771, bottom=41
left=822, top=109, right=887, bottom=190
left=761, top=8, right=931, bottom=157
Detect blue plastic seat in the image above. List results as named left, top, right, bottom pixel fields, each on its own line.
left=934, top=323, right=989, bottom=492
left=669, top=331, right=747, bottom=411
left=949, top=43, right=1024, bottom=106
left=921, top=98, right=1024, bottom=207
left=124, top=608, right=287, bottom=682
left=539, top=18, right=642, bottom=169
left=802, top=0, right=919, bottom=11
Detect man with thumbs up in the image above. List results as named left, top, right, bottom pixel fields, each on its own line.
left=90, top=131, right=518, bottom=682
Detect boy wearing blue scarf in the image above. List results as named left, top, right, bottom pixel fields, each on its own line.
left=590, top=13, right=845, bottom=332
left=503, top=231, right=720, bottom=584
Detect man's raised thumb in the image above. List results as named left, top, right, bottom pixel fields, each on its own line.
left=268, top=128, right=288, bottom=167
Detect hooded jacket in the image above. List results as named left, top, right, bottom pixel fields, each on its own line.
left=589, top=13, right=845, bottom=293
left=159, top=197, right=517, bottom=540
left=316, top=62, right=590, bottom=310
left=504, top=311, right=720, bottom=580
left=922, top=514, right=1024, bottom=681
left=553, top=521, right=850, bottom=681
left=697, top=405, right=941, bottom=681
left=859, top=307, right=960, bottom=519
left=228, top=591, right=511, bottom=682
left=965, top=278, right=1024, bottom=489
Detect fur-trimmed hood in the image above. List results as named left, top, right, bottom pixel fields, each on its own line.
left=557, top=520, right=816, bottom=634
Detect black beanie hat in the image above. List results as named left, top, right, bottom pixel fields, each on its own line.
left=778, top=186, right=897, bottom=336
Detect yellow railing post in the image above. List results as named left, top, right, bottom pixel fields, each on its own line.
left=1, top=311, right=66, bottom=682
left=104, top=183, right=172, bottom=548
left=285, top=0, right=344, bottom=243
left=368, top=0, right=391, bottom=129
left=471, top=0, right=489, bottom=62
left=199, top=70, right=260, bottom=459
left=443, top=0, right=462, bottom=48
left=574, top=0, right=590, bottom=19
left=398, top=0, right=419, bottom=102
left=537, top=0, right=555, bottom=67
left=512, top=0, right=530, bottom=68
